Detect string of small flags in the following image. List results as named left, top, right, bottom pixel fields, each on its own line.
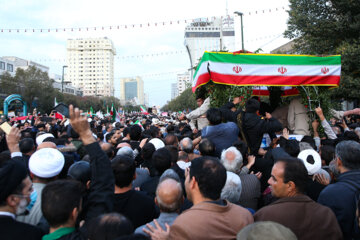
left=0, top=7, right=288, bottom=34
left=30, top=33, right=283, bottom=63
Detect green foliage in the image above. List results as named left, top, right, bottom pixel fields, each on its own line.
left=162, top=88, right=197, bottom=112
left=285, top=0, right=360, bottom=101
left=201, top=82, right=252, bottom=108
left=0, top=66, right=122, bottom=114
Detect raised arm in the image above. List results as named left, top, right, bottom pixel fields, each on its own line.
left=69, top=105, right=114, bottom=221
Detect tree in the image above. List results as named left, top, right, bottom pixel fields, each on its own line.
left=285, top=0, right=360, bottom=99
left=162, top=88, right=197, bottom=112
left=0, top=66, right=123, bottom=115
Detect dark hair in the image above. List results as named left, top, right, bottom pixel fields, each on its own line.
left=282, top=139, right=300, bottom=157
left=149, top=126, right=160, bottom=138
left=245, top=98, right=260, bottom=113
left=189, top=157, right=227, bottom=200
left=321, top=138, right=335, bottom=147
left=106, top=132, right=114, bottom=142
left=320, top=145, right=335, bottom=166
left=335, top=140, right=360, bottom=170
left=130, top=125, right=142, bottom=141
left=233, top=140, right=248, bottom=159
left=87, top=213, right=133, bottom=240
left=67, top=161, right=91, bottom=185
left=141, top=142, right=156, bottom=160
left=42, top=180, right=85, bottom=228
left=165, top=134, right=178, bottom=146
left=199, top=138, right=215, bottom=157
left=111, top=156, right=136, bottom=188
left=301, top=136, right=316, bottom=150
left=165, top=145, right=178, bottom=164
left=206, top=108, right=222, bottom=125
left=276, top=158, right=308, bottom=194
left=152, top=148, right=172, bottom=175
left=123, top=127, right=131, bottom=137
left=19, top=138, right=35, bottom=154
left=344, top=131, right=360, bottom=142
left=166, top=125, right=175, bottom=134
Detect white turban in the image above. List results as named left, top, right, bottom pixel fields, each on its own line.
left=29, top=148, right=65, bottom=178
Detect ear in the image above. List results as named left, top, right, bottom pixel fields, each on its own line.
left=336, top=156, right=343, bottom=168
left=86, top=180, right=91, bottom=190
left=70, top=207, right=79, bottom=222
left=190, top=176, right=197, bottom=190
left=154, top=197, right=158, bottom=207
left=287, top=181, right=296, bottom=192
left=6, top=195, right=19, bottom=208
left=133, top=173, right=137, bottom=180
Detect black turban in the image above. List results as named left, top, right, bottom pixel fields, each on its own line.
left=0, top=158, right=28, bottom=203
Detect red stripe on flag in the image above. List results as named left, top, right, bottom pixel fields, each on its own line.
left=192, top=73, right=211, bottom=92
left=210, top=73, right=340, bottom=86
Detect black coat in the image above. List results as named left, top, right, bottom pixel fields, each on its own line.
left=221, top=102, right=283, bottom=155
left=0, top=215, right=43, bottom=240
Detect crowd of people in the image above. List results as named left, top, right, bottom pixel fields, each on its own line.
left=1, top=93, right=360, bottom=240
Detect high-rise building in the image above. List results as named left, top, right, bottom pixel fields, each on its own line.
left=171, top=83, right=178, bottom=99
left=66, top=37, right=116, bottom=97
left=176, top=72, right=191, bottom=95
left=120, top=77, right=144, bottom=105
left=184, top=17, right=235, bottom=71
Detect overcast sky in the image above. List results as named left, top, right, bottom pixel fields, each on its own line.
left=0, top=0, right=291, bottom=107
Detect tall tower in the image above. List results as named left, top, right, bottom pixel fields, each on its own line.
left=184, top=17, right=235, bottom=77
left=66, top=37, right=116, bottom=97
left=119, top=77, right=145, bottom=105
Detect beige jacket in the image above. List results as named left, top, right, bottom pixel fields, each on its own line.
left=169, top=200, right=253, bottom=240
left=186, top=97, right=210, bottom=130
left=287, top=97, right=310, bottom=135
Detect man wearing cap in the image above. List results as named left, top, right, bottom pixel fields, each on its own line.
left=17, top=148, right=65, bottom=226
left=0, top=127, right=43, bottom=240
left=297, top=149, right=326, bottom=201
left=254, top=158, right=342, bottom=240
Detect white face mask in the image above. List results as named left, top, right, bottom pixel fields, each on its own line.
left=16, top=198, right=28, bottom=216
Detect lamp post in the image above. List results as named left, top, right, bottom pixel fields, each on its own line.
left=61, top=65, right=68, bottom=93
left=234, top=11, right=244, bottom=52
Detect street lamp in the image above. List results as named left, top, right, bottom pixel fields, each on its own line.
left=61, top=65, right=68, bottom=93
left=234, top=11, right=244, bottom=52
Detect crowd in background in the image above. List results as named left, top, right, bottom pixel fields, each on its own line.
left=1, top=94, right=360, bottom=240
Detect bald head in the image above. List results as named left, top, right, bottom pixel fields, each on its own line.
left=101, top=142, right=113, bottom=152
left=116, top=142, right=131, bottom=149
left=37, top=142, right=57, bottom=150
left=156, top=178, right=183, bottom=213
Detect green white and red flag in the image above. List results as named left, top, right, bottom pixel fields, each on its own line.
left=192, top=52, right=341, bottom=92
left=140, top=105, right=149, bottom=115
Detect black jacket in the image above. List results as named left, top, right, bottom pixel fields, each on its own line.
left=0, top=215, right=43, bottom=240
left=45, top=142, right=115, bottom=240
left=221, top=102, right=283, bottom=155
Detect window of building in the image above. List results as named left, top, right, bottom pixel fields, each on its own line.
left=0, top=61, right=5, bottom=70
left=7, top=64, right=13, bottom=72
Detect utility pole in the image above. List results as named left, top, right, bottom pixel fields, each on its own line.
left=234, top=11, right=244, bottom=52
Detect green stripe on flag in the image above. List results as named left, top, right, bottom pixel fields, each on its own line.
left=199, top=52, right=341, bottom=66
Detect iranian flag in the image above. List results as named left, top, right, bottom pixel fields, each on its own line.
left=192, top=52, right=341, bottom=92
left=110, top=103, right=116, bottom=122
left=140, top=105, right=149, bottom=115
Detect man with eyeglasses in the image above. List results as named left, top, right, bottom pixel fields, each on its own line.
left=0, top=127, right=43, bottom=240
